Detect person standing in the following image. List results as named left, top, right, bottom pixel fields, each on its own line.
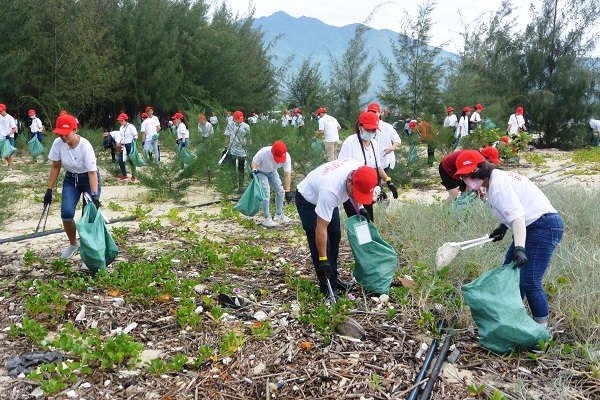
left=507, top=106, right=527, bottom=137
left=296, top=159, right=378, bottom=295
left=209, top=112, right=219, bottom=129
left=316, top=107, right=341, bottom=161
left=296, top=108, right=305, bottom=128
left=0, top=104, right=17, bottom=170
left=250, top=140, right=293, bottom=227
left=197, top=114, right=214, bottom=139
left=172, top=112, right=189, bottom=152
left=44, top=113, right=101, bottom=259
left=281, top=110, right=288, bottom=127
left=338, top=110, right=398, bottom=222
left=370, top=102, right=401, bottom=175
left=224, top=110, right=251, bottom=192
left=112, top=113, right=138, bottom=182
left=28, top=109, right=45, bottom=143
left=141, top=106, right=161, bottom=162
left=470, top=103, right=484, bottom=132
left=455, top=107, right=472, bottom=148
left=443, top=107, right=458, bottom=129
left=454, top=150, right=563, bottom=329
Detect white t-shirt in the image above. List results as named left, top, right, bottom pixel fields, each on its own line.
left=177, top=123, right=189, bottom=140
left=376, top=120, right=401, bottom=169
left=0, top=113, right=17, bottom=138
left=456, top=116, right=469, bottom=138
left=318, top=114, right=341, bottom=143
left=589, top=119, right=600, bottom=132
left=252, top=146, right=292, bottom=173
left=48, top=137, right=97, bottom=174
left=30, top=117, right=44, bottom=133
left=443, top=114, right=458, bottom=128
left=470, top=111, right=481, bottom=123
left=338, top=134, right=382, bottom=169
left=227, top=115, right=233, bottom=124
left=209, top=115, right=218, bottom=125
left=507, top=114, right=526, bottom=135
left=297, top=158, right=362, bottom=222
left=198, top=121, right=214, bottom=138
left=487, top=169, right=556, bottom=227
left=117, top=123, right=138, bottom=144
left=281, top=114, right=288, bottom=127
left=141, top=116, right=160, bottom=142
left=297, top=114, right=304, bottom=127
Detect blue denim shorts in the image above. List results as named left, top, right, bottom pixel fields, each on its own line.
left=61, top=170, right=102, bottom=221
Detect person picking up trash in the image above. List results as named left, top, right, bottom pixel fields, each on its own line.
left=295, top=159, right=379, bottom=295
left=44, top=113, right=101, bottom=259
left=454, top=150, right=563, bottom=329
left=338, top=110, right=398, bottom=222
left=250, top=140, right=293, bottom=227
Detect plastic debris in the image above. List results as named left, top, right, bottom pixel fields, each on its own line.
left=6, top=351, right=63, bottom=377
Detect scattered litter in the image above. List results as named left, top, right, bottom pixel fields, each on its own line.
left=66, top=389, right=77, bottom=398
left=252, top=362, right=266, bottom=375
left=300, top=342, right=313, bottom=351
left=253, top=310, right=267, bottom=321
left=415, top=343, right=428, bottom=359
left=30, top=387, right=44, bottom=398
left=219, top=293, right=251, bottom=309
left=194, top=305, right=204, bottom=314
left=123, top=322, right=138, bottom=334
left=5, top=351, right=63, bottom=377
left=222, top=357, right=232, bottom=365
left=75, top=305, right=86, bottom=322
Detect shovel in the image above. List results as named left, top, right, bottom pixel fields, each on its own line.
left=435, top=235, right=494, bottom=270
left=35, top=204, right=50, bottom=233
left=325, top=278, right=366, bottom=340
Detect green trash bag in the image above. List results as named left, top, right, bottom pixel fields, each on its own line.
left=345, top=215, right=398, bottom=295
left=28, top=136, right=45, bottom=158
left=462, top=263, right=550, bottom=354
left=179, top=147, right=195, bottom=165
left=0, top=138, right=16, bottom=159
left=485, top=119, right=496, bottom=130
left=407, top=143, right=418, bottom=165
left=128, top=140, right=146, bottom=167
left=75, top=203, right=119, bottom=274
left=592, top=134, right=600, bottom=147
left=310, top=139, right=324, bottom=154
left=233, top=176, right=266, bottom=216
left=451, top=190, right=478, bottom=213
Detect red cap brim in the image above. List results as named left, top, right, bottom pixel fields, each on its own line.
left=352, top=185, right=374, bottom=205
left=52, top=128, right=71, bottom=136
left=273, top=153, right=286, bottom=163
left=453, top=164, right=478, bottom=179
left=488, top=156, right=501, bottom=165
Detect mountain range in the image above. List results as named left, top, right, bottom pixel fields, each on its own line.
left=253, top=11, right=458, bottom=103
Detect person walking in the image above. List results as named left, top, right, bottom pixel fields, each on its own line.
left=454, top=106, right=472, bottom=148
left=296, top=159, right=378, bottom=295
left=172, top=112, right=189, bottom=152
left=0, top=104, right=17, bottom=170
left=198, top=113, right=214, bottom=139
left=296, top=108, right=305, bottom=128
left=371, top=103, right=401, bottom=174
left=141, top=106, right=161, bottom=162
left=28, top=109, right=45, bottom=143
left=224, top=110, right=251, bottom=192
left=470, top=103, right=484, bottom=132
left=316, top=107, right=341, bottom=162
left=507, top=106, right=527, bottom=137
left=250, top=140, right=293, bottom=227
left=443, top=107, right=457, bottom=129
left=44, top=113, right=101, bottom=259
left=112, top=113, right=139, bottom=182
left=454, top=150, right=563, bottom=329
left=338, top=110, right=398, bottom=222
left=209, top=112, right=219, bottom=129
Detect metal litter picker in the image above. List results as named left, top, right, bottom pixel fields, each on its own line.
left=436, top=235, right=494, bottom=270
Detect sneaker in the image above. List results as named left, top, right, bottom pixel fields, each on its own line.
left=130, top=177, right=137, bottom=183
left=119, top=176, right=128, bottom=181
left=274, top=214, right=292, bottom=224
left=7, top=167, right=12, bottom=171
left=261, top=218, right=277, bottom=228
left=61, top=243, right=80, bottom=259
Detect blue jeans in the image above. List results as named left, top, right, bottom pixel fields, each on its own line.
left=503, top=213, right=564, bottom=321
left=257, top=171, right=284, bottom=218
left=295, top=191, right=341, bottom=294
left=178, top=138, right=189, bottom=152
left=61, top=170, right=102, bottom=221
left=118, top=143, right=136, bottom=177
left=143, top=139, right=160, bottom=162
left=8, top=137, right=14, bottom=146
left=32, top=132, right=43, bottom=142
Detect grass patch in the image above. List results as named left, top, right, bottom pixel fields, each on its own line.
left=571, top=147, right=600, bottom=163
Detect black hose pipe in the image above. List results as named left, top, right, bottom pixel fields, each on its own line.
left=407, top=318, right=446, bottom=400
left=419, top=317, right=458, bottom=400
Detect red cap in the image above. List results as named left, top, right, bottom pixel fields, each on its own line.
left=453, top=150, right=486, bottom=178
left=367, top=103, right=381, bottom=113
left=447, top=106, right=454, bottom=112
left=352, top=166, right=379, bottom=205
left=172, top=112, right=183, bottom=120
left=271, top=140, right=287, bottom=163
left=60, top=110, right=68, bottom=116
left=141, top=112, right=148, bottom=119
left=480, top=146, right=501, bottom=165
left=501, top=136, right=510, bottom=145
left=295, top=108, right=301, bottom=113
left=516, top=106, right=524, bottom=115
left=317, top=107, right=327, bottom=114
left=116, top=113, right=128, bottom=121
left=28, top=109, right=36, bottom=116
left=0, top=104, right=5, bottom=112
left=475, top=104, right=484, bottom=110
left=359, top=110, right=379, bottom=130
left=145, top=106, right=153, bottom=112
left=233, top=110, right=244, bottom=122
left=409, top=120, right=417, bottom=129
left=463, top=106, right=472, bottom=113
left=53, top=114, right=78, bottom=136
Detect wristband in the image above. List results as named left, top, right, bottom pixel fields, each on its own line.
left=318, top=256, right=327, bottom=261
left=91, top=192, right=99, bottom=196
left=385, top=177, right=391, bottom=182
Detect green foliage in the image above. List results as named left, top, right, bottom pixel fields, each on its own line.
left=28, top=361, right=84, bottom=396
left=25, top=280, right=68, bottom=322
left=250, top=320, right=273, bottom=341
left=10, top=317, right=49, bottom=345
left=286, top=58, right=328, bottom=112
left=572, top=146, right=600, bottom=163
left=111, top=226, right=130, bottom=245
left=219, top=330, right=246, bottom=356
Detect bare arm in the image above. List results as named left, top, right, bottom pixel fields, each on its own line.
left=378, top=167, right=389, bottom=181
left=316, top=216, right=329, bottom=258
left=87, top=170, right=99, bottom=193
left=47, top=161, right=62, bottom=189
left=284, top=171, right=291, bottom=192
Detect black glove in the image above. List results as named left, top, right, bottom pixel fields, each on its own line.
left=284, top=190, right=293, bottom=203
left=359, top=208, right=371, bottom=222
left=91, top=194, right=101, bottom=209
left=513, top=246, right=528, bottom=268
left=316, top=259, right=332, bottom=280
left=490, top=224, right=508, bottom=242
left=43, top=189, right=52, bottom=206
left=386, top=179, right=398, bottom=199
left=176, top=138, right=180, bottom=145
